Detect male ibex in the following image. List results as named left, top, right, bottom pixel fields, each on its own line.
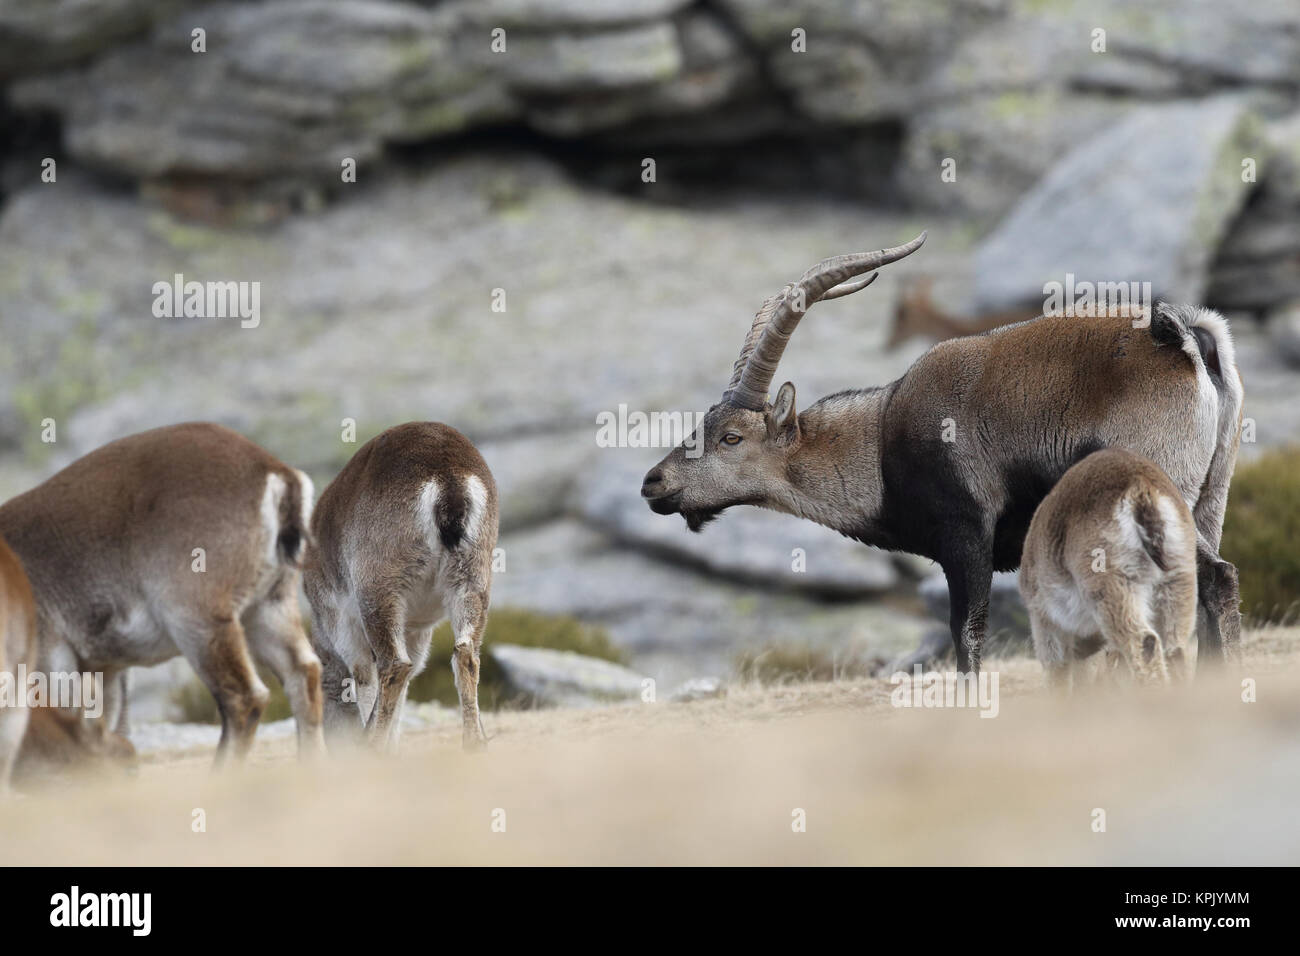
left=0, top=423, right=324, bottom=765
left=1020, top=448, right=1196, bottom=689
left=303, top=422, right=498, bottom=752
left=642, top=233, right=1243, bottom=673
left=0, top=535, right=36, bottom=792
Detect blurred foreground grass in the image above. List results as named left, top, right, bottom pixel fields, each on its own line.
left=9, top=626, right=1300, bottom=865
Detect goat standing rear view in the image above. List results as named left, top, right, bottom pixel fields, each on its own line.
left=1020, top=448, right=1197, bottom=688
left=642, top=233, right=1244, bottom=672
left=304, top=422, right=498, bottom=752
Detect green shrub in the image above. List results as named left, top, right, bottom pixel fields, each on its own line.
left=168, top=607, right=623, bottom=722
left=1221, top=446, right=1300, bottom=623
left=169, top=667, right=293, bottom=725
left=407, top=607, right=624, bottom=710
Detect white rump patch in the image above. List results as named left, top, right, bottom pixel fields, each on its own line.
left=1187, top=307, right=1237, bottom=379
left=463, top=474, right=489, bottom=544
left=417, top=478, right=441, bottom=545
left=416, top=474, right=489, bottom=549
left=293, top=469, right=315, bottom=530
left=1156, top=495, right=1185, bottom=554
left=261, top=472, right=288, bottom=565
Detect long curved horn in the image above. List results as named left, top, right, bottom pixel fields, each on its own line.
left=722, top=231, right=927, bottom=409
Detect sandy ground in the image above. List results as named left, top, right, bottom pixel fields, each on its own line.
left=3, top=628, right=1299, bottom=866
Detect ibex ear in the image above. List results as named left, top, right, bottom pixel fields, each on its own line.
left=766, top=381, right=799, bottom=441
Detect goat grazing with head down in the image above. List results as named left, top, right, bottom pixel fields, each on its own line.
left=1019, top=448, right=1198, bottom=689
left=641, top=233, right=1244, bottom=673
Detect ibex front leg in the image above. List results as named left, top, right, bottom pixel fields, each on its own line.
left=943, top=539, right=993, bottom=674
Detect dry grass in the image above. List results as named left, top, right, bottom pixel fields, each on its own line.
left=3, top=628, right=1299, bottom=865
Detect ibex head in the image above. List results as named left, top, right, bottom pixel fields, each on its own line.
left=640, top=232, right=926, bottom=531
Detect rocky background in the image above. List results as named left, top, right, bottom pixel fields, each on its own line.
left=1, top=0, right=1298, bottom=709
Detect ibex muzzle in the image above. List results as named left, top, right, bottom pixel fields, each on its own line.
left=642, top=231, right=1244, bottom=675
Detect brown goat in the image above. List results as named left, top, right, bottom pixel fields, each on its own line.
left=304, top=422, right=499, bottom=753
left=0, top=423, right=324, bottom=767
left=1020, top=448, right=1197, bottom=689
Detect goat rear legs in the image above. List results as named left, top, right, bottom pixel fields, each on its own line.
left=361, top=599, right=413, bottom=753
left=1028, top=608, right=1074, bottom=693
left=245, top=594, right=326, bottom=759
left=450, top=589, right=489, bottom=752
left=1196, top=539, right=1242, bottom=672
left=178, top=616, right=269, bottom=767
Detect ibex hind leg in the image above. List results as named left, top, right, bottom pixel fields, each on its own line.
left=1195, top=537, right=1242, bottom=671
left=175, top=615, right=270, bottom=766
left=1152, top=571, right=1196, bottom=683
left=0, top=705, right=29, bottom=795
left=382, top=624, right=434, bottom=752
left=321, top=607, right=378, bottom=740
left=244, top=591, right=325, bottom=759
left=450, top=588, right=489, bottom=752
left=359, top=596, right=412, bottom=753
left=1028, top=608, right=1074, bottom=694
left=317, top=644, right=365, bottom=747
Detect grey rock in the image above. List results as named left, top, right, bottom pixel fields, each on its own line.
left=670, top=676, right=725, bottom=702
left=478, top=431, right=598, bottom=532
left=471, top=0, right=692, bottom=30
left=899, top=90, right=1131, bottom=219
left=1266, top=300, right=1300, bottom=369
left=499, top=21, right=683, bottom=96
left=489, top=642, right=648, bottom=706
left=903, top=2, right=1300, bottom=218
left=766, top=39, right=898, bottom=124
left=0, top=0, right=180, bottom=80
left=972, top=96, right=1268, bottom=312
left=10, top=1, right=510, bottom=182
left=1259, top=112, right=1300, bottom=205
left=717, top=0, right=1002, bottom=60
left=1203, top=113, right=1300, bottom=311
left=881, top=569, right=1030, bottom=674
left=123, top=658, right=200, bottom=725
left=0, top=156, right=931, bottom=496
left=524, top=10, right=751, bottom=136
left=918, top=570, right=1029, bottom=649
left=493, top=520, right=928, bottom=688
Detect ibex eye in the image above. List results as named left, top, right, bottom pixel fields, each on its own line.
left=722, top=433, right=742, bottom=446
